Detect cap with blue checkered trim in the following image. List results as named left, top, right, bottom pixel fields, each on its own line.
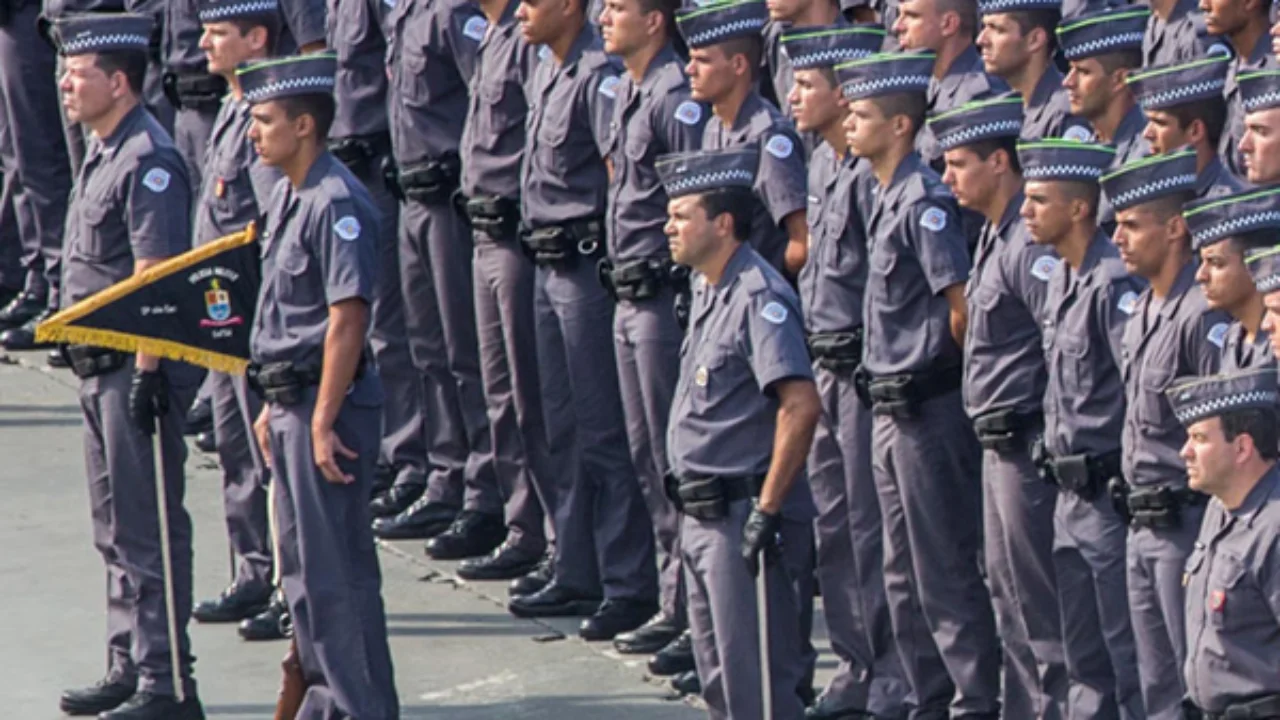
left=1246, top=243, right=1280, bottom=294
left=1126, top=56, right=1230, bottom=113
left=1239, top=70, right=1280, bottom=113
left=835, top=51, right=934, bottom=101
left=1056, top=6, right=1149, bottom=61
left=1183, top=186, right=1280, bottom=250
left=1099, top=149, right=1196, bottom=213
left=780, top=24, right=885, bottom=70
left=1016, top=138, right=1116, bottom=182
left=55, top=13, right=154, bottom=56
left=656, top=148, right=758, bottom=198
left=928, top=94, right=1024, bottom=152
left=978, top=0, right=1059, bottom=15
left=676, top=0, right=768, bottom=50
left=237, top=54, right=338, bottom=104
left=198, top=0, right=280, bottom=22
left=1165, top=369, right=1279, bottom=427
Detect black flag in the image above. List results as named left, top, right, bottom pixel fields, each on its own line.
left=36, top=225, right=260, bottom=373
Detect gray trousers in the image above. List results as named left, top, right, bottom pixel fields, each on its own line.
left=208, top=370, right=272, bottom=592
left=0, top=2, right=69, bottom=303
left=613, top=291, right=684, bottom=618
left=172, top=105, right=218, bottom=197
left=398, top=196, right=500, bottom=513
left=534, top=260, right=656, bottom=601
left=684, top=499, right=808, bottom=720
left=808, top=367, right=906, bottom=715
left=268, top=384, right=398, bottom=719
left=981, top=441, right=1068, bottom=720
left=473, top=235, right=553, bottom=553
left=871, top=391, right=1001, bottom=719
left=1127, top=507, right=1204, bottom=720
left=80, top=363, right=197, bottom=697
left=1053, top=491, right=1142, bottom=720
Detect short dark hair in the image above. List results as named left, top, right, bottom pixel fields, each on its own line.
left=277, top=93, right=336, bottom=141
left=872, top=92, right=927, bottom=135
left=937, top=0, right=978, bottom=37
left=229, top=13, right=281, bottom=53
left=698, top=188, right=755, bottom=241
left=1142, top=192, right=1194, bottom=223
left=93, top=50, right=148, bottom=96
left=719, top=34, right=763, bottom=81
left=636, top=0, right=683, bottom=55
left=1059, top=179, right=1100, bottom=216
left=1165, top=99, right=1229, bottom=148
left=1095, top=49, right=1143, bottom=74
left=965, top=136, right=1022, bottom=174
left=1221, top=407, right=1280, bottom=460
left=1004, top=7, right=1059, bottom=54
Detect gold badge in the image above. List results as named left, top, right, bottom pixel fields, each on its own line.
left=215, top=177, right=226, bottom=199
left=694, top=365, right=708, bottom=387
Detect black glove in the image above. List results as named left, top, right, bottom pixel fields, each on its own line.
left=741, top=505, right=782, bottom=577
left=129, top=369, right=169, bottom=435
left=852, top=365, right=873, bottom=409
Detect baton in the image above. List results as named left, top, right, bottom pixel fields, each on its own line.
left=152, top=426, right=185, bottom=703
left=757, top=554, right=773, bottom=720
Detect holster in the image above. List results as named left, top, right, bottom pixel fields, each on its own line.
left=328, top=132, right=392, bottom=175
left=599, top=257, right=690, bottom=303
left=520, top=218, right=604, bottom=267
left=465, top=196, right=520, bottom=238
left=382, top=156, right=404, bottom=202
left=675, top=474, right=759, bottom=521
left=807, top=329, right=863, bottom=375
left=163, top=70, right=226, bottom=111
left=399, top=154, right=461, bottom=204
left=974, top=408, right=1041, bottom=454
left=868, top=364, right=962, bottom=419
left=673, top=287, right=691, bottom=331
left=1127, top=485, right=1207, bottom=530
left=61, top=344, right=129, bottom=379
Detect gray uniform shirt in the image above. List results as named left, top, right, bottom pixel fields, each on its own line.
left=799, top=143, right=868, bottom=335
left=1220, top=321, right=1275, bottom=372
left=386, top=0, right=484, bottom=166
left=250, top=152, right=379, bottom=374
left=193, top=96, right=281, bottom=247
left=1222, top=39, right=1275, bottom=179
left=918, top=45, right=1008, bottom=170
left=862, top=152, right=970, bottom=376
left=1022, top=65, right=1092, bottom=143
left=327, top=0, right=391, bottom=139
left=1197, top=155, right=1246, bottom=200
left=1097, top=104, right=1151, bottom=236
left=963, top=192, right=1056, bottom=420
left=521, top=25, right=619, bottom=227
left=1143, top=0, right=1215, bottom=69
left=1183, top=467, right=1280, bottom=712
left=1121, top=263, right=1230, bottom=488
left=605, top=44, right=707, bottom=263
left=62, top=104, right=192, bottom=307
left=1042, top=232, right=1144, bottom=459
left=701, top=92, right=808, bottom=271
left=42, top=0, right=124, bottom=17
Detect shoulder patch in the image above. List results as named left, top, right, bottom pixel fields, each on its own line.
left=1062, top=125, right=1093, bottom=143
left=142, top=167, right=171, bottom=193
left=1207, top=322, right=1229, bottom=349
left=1030, top=255, right=1060, bottom=282
left=765, top=134, right=794, bottom=160
left=334, top=215, right=362, bottom=242
left=1117, top=290, right=1138, bottom=316
left=538, top=44, right=552, bottom=62
left=598, top=75, right=620, bottom=99
left=920, top=206, right=947, bottom=232
left=463, top=15, right=488, bottom=41
left=675, top=100, right=702, bottom=126
left=761, top=301, right=788, bottom=325
left=1205, top=41, right=1232, bottom=58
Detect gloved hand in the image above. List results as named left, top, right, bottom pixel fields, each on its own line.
left=129, top=369, right=169, bottom=435
left=741, top=504, right=782, bottom=577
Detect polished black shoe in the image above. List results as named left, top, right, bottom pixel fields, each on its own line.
left=612, top=611, right=682, bottom=654
left=238, top=593, right=291, bottom=641
left=193, top=583, right=272, bottom=623
left=579, top=598, right=659, bottom=641
left=194, top=431, right=217, bottom=453
left=48, top=348, right=69, bottom=368
left=507, top=582, right=602, bottom=618
left=98, top=691, right=204, bottom=720
left=372, top=463, right=396, bottom=497
left=183, top=396, right=213, bottom=436
left=59, top=677, right=135, bottom=716
left=424, top=510, right=505, bottom=560
left=370, top=482, right=426, bottom=518
left=647, top=629, right=695, bottom=677
left=0, top=310, right=54, bottom=350
left=805, top=695, right=877, bottom=720
left=373, top=499, right=456, bottom=540
left=508, top=552, right=553, bottom=597
left=0, top=291, right=45, bottom=329
left=670, top=670, right=700, bottom=696
left=457, top=541, right=542, bottom=581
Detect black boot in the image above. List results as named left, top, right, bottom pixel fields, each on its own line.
left=424, top=511, right=505, bottom=560
left=372, top=498, right=456, bottom=540
left=193, top=583, right=272, bottom=623
left=98, top=691, right=204, bottom=720
left=238, top=592, right=291, bottom=641
left=612, top=611, right=682, bottom=654
left=647, top=629, right=695, bottom=676
left=59, top=677, right=135, bottom=716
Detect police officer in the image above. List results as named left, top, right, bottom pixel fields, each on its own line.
left=933, top=96, right=1068, bottom=720
left=1144, top=0, right=1217, bottom=67
left=598, top=0, right=706, bottom=655
left=242, top=53, right=399, bottom=718
left=1208, top=0, right=1275, bottom=177
left=185, top=0, right=282, bottom=630
left=1184, top=187, right=1280, bottom=371
left=1237, top=69, right=1280, bottom=183
left=761, top=0, right=855, bottom=125
left=659, top=146, right=822, bottom=720
left=51, top=14, right=202, bottom=719
left=1127, top=56, right=1245, bottom=200
left=839, top=50, right=1003, bottom=718
left=1102, top=150, right=1230, bottom=720
left=677, top=0, right=809, bottom=277
left=1019, top=137, right=1144, bottom=720
left=1169, top=369, right=1280, bottom=720
left=1058, top=6, right=1152, bottom=236
left=1253, top=242, right=1280, bottom=361
left=160, top=0, right=225, bottom=189
left=976, top=0, right=1090, bottom=142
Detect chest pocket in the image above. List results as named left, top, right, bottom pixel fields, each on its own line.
left=1136, top=351, right=1177, bottom=430
left=535, top=88, right=573, bottom=149
left=275, top=240, right=319, bottom=309
left=690, top=346, right=742, bottom=415
left=869, top=244, right=904, bottom=305
left=1207, top=554, right=1253, bottom=637
left=329, top=0, right=370, bottom=54
left=78, top=192, right=126, bottom=262
left=399, top=50, right=430, bottom=103
left=480, top=66, right=523, bottom=137
left=1056, top=329, right=1094, bottom=396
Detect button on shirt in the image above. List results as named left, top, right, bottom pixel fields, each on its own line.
left=918, top=45, right=1008, bottom=169
left=798, top=143, right=869, bottom=335
left=861, top=152, right=970, bottom=376
left=521, top=25, right=619, bottom=228
left=1121, top=263, right=1229, bottom=488
left=701, top=92, right=808, bottom=272
left=963, top=192, right=1056, bottom=420
left=193, top=96, right=281, bottom=247
left=1042, top=233, right=1144, bottom=458
left=250, top=153, right=379, bottom=371
left=605, top=45, right=707, bottom=263
left=327, top=0, right=393, bottom=139
left=1183, top=467, right=1280, bottom=713
left=62, top=104, right=192, bottom=307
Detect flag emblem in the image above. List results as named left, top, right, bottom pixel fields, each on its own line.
left=205, top=279, right=232, bottom=323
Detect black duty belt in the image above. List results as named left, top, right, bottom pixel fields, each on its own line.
left=520, top=217, right=605, bottom=267
left=598, top=257, right=689, bottom=303
left=397, top=155, right=461, bottom=204
left=1185, top=695, right=1280, bottom=720
left=868, top=364, right=962, bottom=419
left=246, top=356, right=367, bottom=406
left=974, top=408, right=1042, bottom=454
left=1041, top=449, right=1121, bottom=501
left=163, top=71, right=226, bottom=111
left=1128, top=483, right=1207, bottom=530
left=807, top=329, right=863, bottom=374
left=329, top=133, right=392, bottom=173
left=664, top=473, right=763, bottom=522
left=61, top=344, right=129, bottom=380
left=464, top=195, right=520, bottom=239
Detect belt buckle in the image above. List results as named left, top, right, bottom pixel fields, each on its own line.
left=577, top=238, right=598, bottom=256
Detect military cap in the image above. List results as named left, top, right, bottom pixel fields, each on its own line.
left=1239, top=70, right=1280, bottom=113
left=1183, top=186, right=1280, bottom=250
left=927, top=94, right=1023, bottom=153
left=1165, top=369, right=1280, bottom=427
left=978, top=0, right=1058, bottom=14
left=835, top=51, right=935, bottom=101
left=656, top=148, right=757, bottom=199
left=676, top=0, right=768, bottom=50
left=237, top=54, right=338, bottom=104
left=1056, top=6, right=1150, bottom=62
left=1099, top=149, right=1197, bottom=213
left=779, top=24, right=885, bottom=70
left=198, top=0, right=280, bottom=22
left=1016, top=138, right=1116, bottom=182
left=1246, top=243, right=1280, bottom=293
left=55, top=13, right=154, bottom=56
left=1126, top=56, right=1230, bottom=113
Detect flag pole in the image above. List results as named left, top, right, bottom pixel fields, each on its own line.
left=757, top=558, right=773, bottom=720
left=152, top=424, right=185, bottom=703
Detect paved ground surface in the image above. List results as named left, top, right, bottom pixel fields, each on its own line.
left=0, top=349, right=839, bottom=718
